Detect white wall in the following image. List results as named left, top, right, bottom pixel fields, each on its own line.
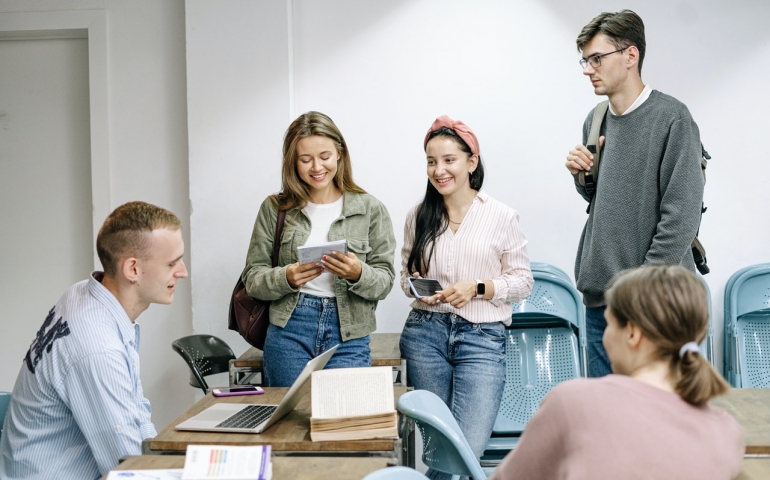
left=187, top=0, right=770, bottom=376
left=0, top=0, right=194, bottom=430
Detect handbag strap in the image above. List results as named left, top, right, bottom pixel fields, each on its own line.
left=271, top=210, right=286, bottom=268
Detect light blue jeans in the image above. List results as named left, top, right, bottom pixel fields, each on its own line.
left=586, top=305, right=612, bottom=377
left=400, top=309, right=506, bottom=480
left=262, top=293, right=371, bottom=387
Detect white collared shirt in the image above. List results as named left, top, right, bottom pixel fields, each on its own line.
left=609, top=84, right=652, bottom=116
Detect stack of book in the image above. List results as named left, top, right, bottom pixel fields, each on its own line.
left=310, top=366, right=399, bottom=442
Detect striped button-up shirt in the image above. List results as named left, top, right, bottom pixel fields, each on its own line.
left=0, top=272, right=156, bottom=480
left=400, top=190, right=534, bottom=323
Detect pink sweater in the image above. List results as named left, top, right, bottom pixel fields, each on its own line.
left=490, top=375, right=744, bottom=480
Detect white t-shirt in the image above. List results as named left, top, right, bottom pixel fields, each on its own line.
left=300, top=196, right=344, bottom=298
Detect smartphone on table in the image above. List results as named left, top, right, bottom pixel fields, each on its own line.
left=211, top=386, right=265, bottom=397
left=407, top=277, right=444, bottom=298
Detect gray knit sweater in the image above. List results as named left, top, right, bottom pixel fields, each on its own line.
left=573, top=90, right=705, bottom=307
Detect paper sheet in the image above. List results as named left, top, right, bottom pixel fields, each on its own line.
left=297, top=239, right=347, bottom=265
left=106, top=470, right=183, bottom=480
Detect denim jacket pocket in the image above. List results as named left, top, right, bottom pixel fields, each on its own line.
left=474, top=322, right=506, bottom=341
left=405, top=309, right=430, bottom=326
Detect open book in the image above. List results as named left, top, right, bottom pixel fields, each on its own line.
left=310, top=366, right=399, bottom=442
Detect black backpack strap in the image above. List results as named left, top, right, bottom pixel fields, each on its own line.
left=579, top=100, right=609, bottom=212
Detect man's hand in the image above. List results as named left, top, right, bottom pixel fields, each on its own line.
left=565, top=136, right=604, bottom=174
left=322, top=251, right=363, bottom=282
left=286, top=262, right=323, bottom=288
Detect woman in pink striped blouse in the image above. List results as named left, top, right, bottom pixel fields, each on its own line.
left=399, top=115, right=534, bottom=479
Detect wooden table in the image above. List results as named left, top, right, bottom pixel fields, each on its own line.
left=713, top=388, right=770, bottom=456
left=738, top=458, right=770, bottom=479
left=101, top=455, right=394, bottom=480
left=230, top=332, right=406, bottom=386
left=148, top=386, right=414, bottom=467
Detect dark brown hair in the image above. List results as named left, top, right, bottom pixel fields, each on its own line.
left=576, top=9, right=646, bottom=74
left=605, top=265, right=728, bottom=406
left=96, top=201, right=181, bottom=276
left=273, top=111, right=365, bottom=212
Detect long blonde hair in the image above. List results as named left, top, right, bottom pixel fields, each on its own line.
left=605, top=265, right=728, bottom=406
left=272, top=111, right=365, bottom=211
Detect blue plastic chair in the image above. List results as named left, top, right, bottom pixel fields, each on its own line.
left=723, top=264, right=770, bottom=387
left=397, top=390, right=488, bottom=480
left=0, top=392, right=11, bottom=438
left=529, top=262, right=571, bottom=283
left=362, top=466, right=429, bottom=479
left=483, top=269, right=585, bottom=464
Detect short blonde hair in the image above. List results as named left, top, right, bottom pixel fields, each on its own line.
left=605, top=265, right=728, bottom=406
left=96, top=201, right=181, bottom=276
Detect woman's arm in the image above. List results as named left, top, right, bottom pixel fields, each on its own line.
left=488, top=210, right=534, bottom=306
left=241, top=198, right=298, bottom=301
left=343, top=199, right=397, bottom=301
left=490, top=387, right=569, bottom=480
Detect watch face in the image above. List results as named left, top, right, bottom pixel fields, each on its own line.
left=477, top=282, right=486, bottom=295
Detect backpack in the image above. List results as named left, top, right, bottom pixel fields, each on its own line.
left=577, top=100, right=711, bottom=275
left=227, top=210, right=286, bottom=349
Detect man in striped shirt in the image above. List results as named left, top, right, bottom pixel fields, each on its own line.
left=0, top=201, right=188, bottom=480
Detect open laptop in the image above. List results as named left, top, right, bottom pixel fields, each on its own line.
left=175, top=344, right=339, bottom=434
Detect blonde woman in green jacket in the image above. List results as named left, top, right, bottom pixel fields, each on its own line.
left=242, top=111, right=396, bottom=387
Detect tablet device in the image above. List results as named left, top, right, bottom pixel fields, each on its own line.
left=407, top=277, right=444, bottom=298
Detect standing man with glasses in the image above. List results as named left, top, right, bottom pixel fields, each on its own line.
left=565, top=10, right=705, bottom=377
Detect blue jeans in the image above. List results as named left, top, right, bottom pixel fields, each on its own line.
left=262, top=293, right=371, bottom=387
left=400, top=309, right=506, bottom=480
left=586, top=305, right=612, bottom=377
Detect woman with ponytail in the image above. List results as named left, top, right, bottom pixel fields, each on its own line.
left=400, top=116, right=533, bottom=480
left=490, top=265, right=744, bottom=480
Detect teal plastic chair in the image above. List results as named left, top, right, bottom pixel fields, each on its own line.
left=171, top=335, right=235, bottom=394
left=397, top=390, right=487, bottom=480
left=483, top=268, right=584, bottom=464
left=0, top=392, right=11, bottom=437
left=362, top=466, right=429, bottom=479
left=723, top=264, right=770, bottom=387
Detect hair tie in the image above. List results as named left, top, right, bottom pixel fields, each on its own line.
left=424, top=115, right=480, bottom=155
left=679, top=341, right=700, bottom=358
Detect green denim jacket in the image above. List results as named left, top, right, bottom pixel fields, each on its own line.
left=242, top=192, right=396, bottom=341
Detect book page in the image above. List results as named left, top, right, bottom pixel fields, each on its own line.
left=311, top=366, right=395, bottom=419
left=182, top=445, right=271, bottom=480
left=297, top=239, right=347, bottom=265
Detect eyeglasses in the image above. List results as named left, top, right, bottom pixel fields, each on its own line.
left=579, top=47, right=628, bottom=69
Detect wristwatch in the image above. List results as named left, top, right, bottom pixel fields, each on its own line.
left=476, top=280, right=485, bottom=297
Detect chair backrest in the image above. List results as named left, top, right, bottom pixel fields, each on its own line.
left=493, top=327, right=580, bottom=435
left=0, top=392, right=11, bottom=437
left=723, top=264, right=770, bottom=387
left=171, top=335, right=235, bottom=393
left=529, top=262, right=572, bottom=284
left=511, top=271, right=586, bottom=373
left=397, top=390, right=487, bottom=480
left=361, top=466, right=429, bottom=480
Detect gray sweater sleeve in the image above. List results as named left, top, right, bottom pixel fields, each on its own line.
left=643, top=117, right=704, bottom=265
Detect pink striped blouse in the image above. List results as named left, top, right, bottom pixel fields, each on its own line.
left=400, top=190, right=534, bottom=324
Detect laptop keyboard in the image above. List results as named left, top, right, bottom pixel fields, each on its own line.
left=216, top=405, right=277, bottom=429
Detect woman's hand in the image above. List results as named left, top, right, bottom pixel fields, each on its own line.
left=286, top=262, right=323, bottom=288
left=439, top=280, right=477, bottom=309
left=322, top=251, right=362, bottom=282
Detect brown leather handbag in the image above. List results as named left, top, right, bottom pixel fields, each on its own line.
left=228, top=210, right=286, bottom=350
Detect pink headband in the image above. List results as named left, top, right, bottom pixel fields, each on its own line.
left=424, top=115, right=480, bottom=156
